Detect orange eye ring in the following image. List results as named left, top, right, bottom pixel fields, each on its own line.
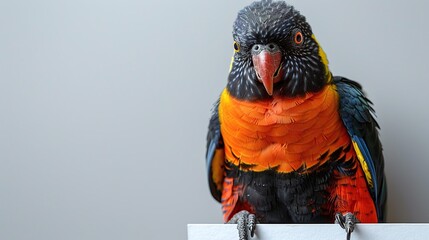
left=294, top=31, right=303, bottom=45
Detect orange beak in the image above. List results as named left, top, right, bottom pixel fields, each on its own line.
left=252, top=50, right=282, bottom=96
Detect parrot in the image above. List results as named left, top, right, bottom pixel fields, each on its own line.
left=205, top=1, right=387, bottom=240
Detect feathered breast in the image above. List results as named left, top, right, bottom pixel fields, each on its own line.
left=219, top=84, right=355, bottom=173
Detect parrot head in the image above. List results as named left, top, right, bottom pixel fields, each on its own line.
left=228, top=0, right=332, bottom=100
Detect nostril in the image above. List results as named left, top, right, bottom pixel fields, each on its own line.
left=267, top=43, right=279, bottom=52
left=253, top=45, right=260, bottom=51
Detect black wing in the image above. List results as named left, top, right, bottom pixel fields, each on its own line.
left=206, top=99, right=225, bottom=202
left=335, top=76, right=387, bottom=222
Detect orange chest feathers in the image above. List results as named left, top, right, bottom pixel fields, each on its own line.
left=218, top=85, right=355, bottom=173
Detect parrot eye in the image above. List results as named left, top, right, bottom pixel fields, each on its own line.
left=293, top=29, right=304, bottom=45
left=233, top=41, right=240, bottom=52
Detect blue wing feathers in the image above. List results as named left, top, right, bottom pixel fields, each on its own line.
left=206, top=99, right=224, bottom=202
left=206, top=138, right=218, bottom=173
left=335, top=76, right=386, bottom=221
left=352, top=135, right=378, bottom=199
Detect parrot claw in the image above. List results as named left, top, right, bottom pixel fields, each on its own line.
left=335, top=212, right=359, bottom=240
left=227, top=210, right=257, bottom=240
left=248, top=213, right=256, bottom=237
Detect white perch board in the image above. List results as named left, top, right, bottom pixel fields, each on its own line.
left=188, top=223, right=429, bottom=240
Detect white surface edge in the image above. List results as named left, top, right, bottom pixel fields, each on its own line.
left=188, top=223, right=429, bottom=240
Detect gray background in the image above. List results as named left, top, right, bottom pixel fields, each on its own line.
left=1, top=0, right=428, bottom=239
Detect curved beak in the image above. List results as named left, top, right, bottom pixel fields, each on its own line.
left=252, top=49, right=282, bottom=96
